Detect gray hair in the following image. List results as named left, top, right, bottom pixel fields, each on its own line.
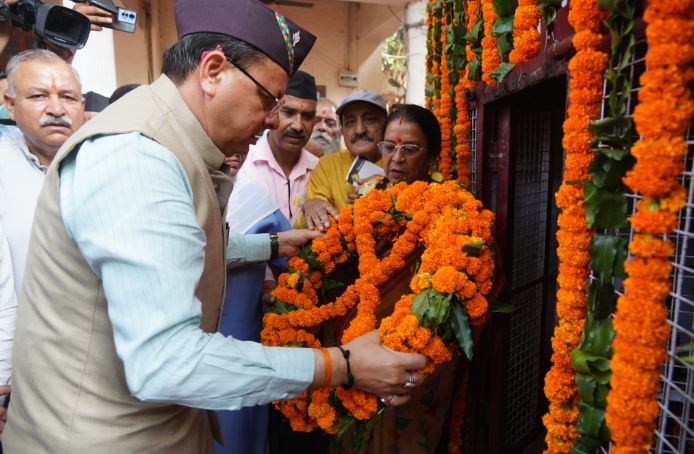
left=5, top=49, right=81, bottom=98
left=317, top=97, right=337, bottom=108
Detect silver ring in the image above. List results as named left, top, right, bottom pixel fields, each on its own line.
left=380, top=395, right=393, bottom=404
left=403, top=372, right=416, bottom=389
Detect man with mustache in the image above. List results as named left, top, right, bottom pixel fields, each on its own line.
left=0, top=0, right=115, bottom=124
left=237, top=70, right=319, bottom=226
left=298, top=90, right=387, bottom=230
left=305, top=97, right=341, bottom=158
left=0, top=49, right=85, bottom=425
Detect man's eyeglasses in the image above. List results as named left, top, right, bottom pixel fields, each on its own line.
left=225, top=57, right=283, bottom=116
left=378, top=141, right=426, bottom=158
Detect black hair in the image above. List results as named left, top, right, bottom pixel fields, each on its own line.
left=109, top=83, right=141, bottom=104
left=385, top=104, right=442, bottom=158
left=162, top=33, right=268, bottom=84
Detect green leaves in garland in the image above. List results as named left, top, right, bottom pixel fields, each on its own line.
left=411, top=288, right=474, bottom=360
left=537, top=0, right=563, bottom=31
left=464, top=0, right=483, bottom=81
left=426, top=0, right=445, bottom=104
left=491, top=0, right=517, bottom=62
left=490, top=61, right=515, bottom=84
left=571, top=1, right=636, bottom=452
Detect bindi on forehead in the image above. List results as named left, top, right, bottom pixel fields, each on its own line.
left=395, top=137, right=403, bottom=144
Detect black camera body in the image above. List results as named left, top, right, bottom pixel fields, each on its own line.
left=74, top=0, right=137, bottom=34
left=0, top=0, right=91, bottom=49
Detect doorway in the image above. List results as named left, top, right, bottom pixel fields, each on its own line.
left=466, top=76, right=567, bottom=454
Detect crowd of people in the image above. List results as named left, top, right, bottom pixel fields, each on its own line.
left=0, top=0, right=464, bottom=453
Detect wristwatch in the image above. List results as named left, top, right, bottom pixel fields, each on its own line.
left=269, top=232, right=279, bottom=260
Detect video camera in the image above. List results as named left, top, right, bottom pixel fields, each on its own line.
left=0, top=0, right=137, bottom=50
left=0, top=0, right=90, bottom=49
left=73, top=0, right=137, bottom=34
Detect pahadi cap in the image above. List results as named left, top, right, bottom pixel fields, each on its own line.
left=175, top=0, right=317, bottom=76
left=336, top=89, right=387, bottom=119
left=285, top=71, right=317, bottom=101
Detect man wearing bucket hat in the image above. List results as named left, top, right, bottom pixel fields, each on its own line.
left=3, top=1, right=427, bottom=451
left=297, top=89, right=388, bottom=231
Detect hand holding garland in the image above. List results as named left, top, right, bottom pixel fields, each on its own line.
left=276, top=229, right=324, bottom=257
left=309, top=331, right=427, bottom=406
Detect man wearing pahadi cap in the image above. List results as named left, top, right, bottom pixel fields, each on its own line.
left=3, top=1, right=427, bottom=452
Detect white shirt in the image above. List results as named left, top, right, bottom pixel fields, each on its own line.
left=0, top=126, right=47, bottom=296
left=0, top=220, right=16, bottom=386
left=0, top=125, right=45, bottom=388
left=238, top=135, right=318, bottom=226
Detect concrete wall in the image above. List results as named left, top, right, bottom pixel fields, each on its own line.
left=274, top=1, right=404, bottom=104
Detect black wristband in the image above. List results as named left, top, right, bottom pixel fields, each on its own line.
left=336, top=346, right=354, bottom=389
left=269, top=233, right=279, bottom=260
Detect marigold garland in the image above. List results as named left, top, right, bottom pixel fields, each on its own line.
left=453, top=78, right=471, bottom=186
left=453, top=0, right=480, bottom=190
left=509, top=0, right=542, bottom=64
left=438, top=7, right=453, bottom=180
left=428, top=0, right=443, bottom=116
left=541, top=1, right=607, bottom=452
left=425, top=0, right=435, bottom=109
left=261, top=181, right=496, bottom=448
left=480, top=0, right=501, bottom=86
left=605, top=1, right=694, bottom=452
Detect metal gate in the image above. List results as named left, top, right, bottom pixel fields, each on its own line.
left=468, top=76, right=566, bottom=454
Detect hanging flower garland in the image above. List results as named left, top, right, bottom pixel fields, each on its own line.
left=481, top=0, right=501, bottom=86
left=427, top=0, right=444, bottom=117
left=509, top=0, right=542, bottom=64
left=452, top=85, right=471, bottom=184
left=425, top=0, right=434, bottom=109
left=605, top=1, right=694, bottom=451
left=541, top=1, right=607, bottom=452
left=438, top=7, right=454, bottom=181
left=261, top=181, right=496, bottom=449
left=452, top=0, right=480, bottom=187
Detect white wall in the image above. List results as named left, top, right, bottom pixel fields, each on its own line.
left=405, top=0, right=426, bottom=106
left=63, top=1, right=118, bottom=98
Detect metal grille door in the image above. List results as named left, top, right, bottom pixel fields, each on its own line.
left=473, top=76, right=566, bottom=454
left=504, top=108, right=553, bottom=449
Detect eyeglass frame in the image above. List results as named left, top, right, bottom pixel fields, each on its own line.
left=225, top=56, right=284, bottom=116
left=377, top=141, right=427, bottom=158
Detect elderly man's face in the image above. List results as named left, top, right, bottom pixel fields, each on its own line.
left=308, top=100, right=340, bottom=155
left=341, top=101, right=385, bottom=162
left=5, top=59, right=84, bottom=164
left=202, top=54, right=288, bottom=156
left=268, top=95, right=316, bottom=157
